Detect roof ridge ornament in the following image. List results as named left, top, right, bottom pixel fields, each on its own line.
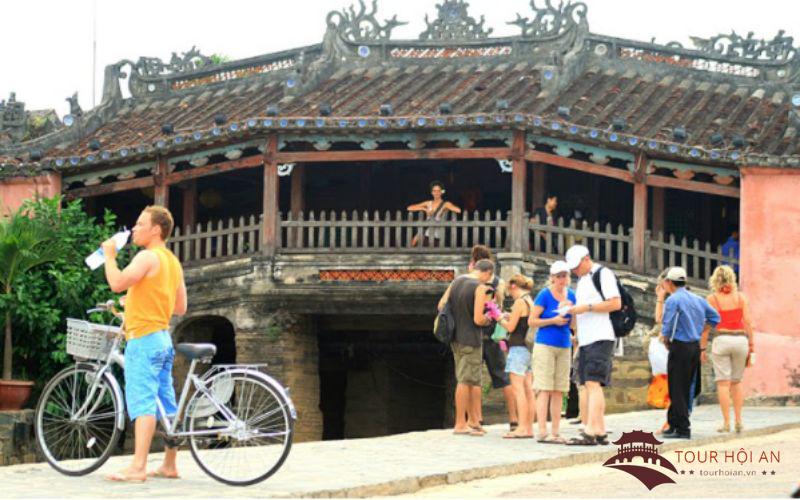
left=327, top=0, right=407, bottom=42
left=688, top=30, right=797, bottom=62
left=419, top=0, right=492, bottom=41
left=120, top=46, right=214, bottom=79
left=509, top=0, right=588, bottom=39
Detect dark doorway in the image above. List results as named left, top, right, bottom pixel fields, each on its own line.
left=317, top=315, right=449, bottom=440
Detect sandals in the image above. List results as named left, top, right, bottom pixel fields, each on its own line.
left=735, top=422, right=743, bottom=434
left=454, top=429, right=484, bottom=437
left=504, top=432, right=533, bottom=439
left=538, top=435, right=567, bottom=444
left=566, top=431, right=598, bottom=446
left=509, top=421, right=519, bottom=432
left=717, top=423, right=731, bottom=433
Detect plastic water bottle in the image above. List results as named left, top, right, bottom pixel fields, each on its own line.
left=85, top=229, right=131, bottom=270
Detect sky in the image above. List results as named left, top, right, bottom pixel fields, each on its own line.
left=1, top=0, right=797, bottom=117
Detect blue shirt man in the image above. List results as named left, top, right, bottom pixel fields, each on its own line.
left=661, top=288, right=721, bottom=342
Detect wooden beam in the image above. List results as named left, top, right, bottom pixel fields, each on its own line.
left=181, top=180, right=197, bottom=230
left=290, top=164, right=306, bottom=217
left=525, top=150, right=634, bottom=183
left=632, top=154, right=648, bottom=272
left=276, top=147, right=512, bottom=163
left=510, top=131, right=528, bottom=253
left=166, top=154, right=263, bottom=184
left=64, top=176, right=154, bottom=199
left=646, top=174, right=739, bottom=198
left=262, top=135, right=279, bottom=256
left=154, top=157, right=169, bottom=207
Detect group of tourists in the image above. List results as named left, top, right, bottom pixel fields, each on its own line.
left=439, top=240, right=757, bottom=446
left=438, top=243, right=622, bottom=445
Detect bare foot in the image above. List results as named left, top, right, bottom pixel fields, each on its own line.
left=106, top=468, right=147, bottom=483
left=147, top=467, right=180, bottom=479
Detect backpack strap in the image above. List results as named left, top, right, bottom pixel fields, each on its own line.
left=429, top=200, right=446, bottom=220
left=591, top=266, right=607, bottom=301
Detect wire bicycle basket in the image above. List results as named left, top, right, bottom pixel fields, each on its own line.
left=66, top=318, right=122, bottom=361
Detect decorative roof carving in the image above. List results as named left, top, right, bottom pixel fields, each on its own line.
left=66, top=93, right=83, bottom=117
left=120, top=46, right=214, bottom=79
left=0, top=93, right=26, bottom=144
left=688, top=30, right=797, bottom=62
left=327, top=0, right=407, bottom=42
left=419, top=0, right=492, bottom=41
left=509, top=0, right=588, bottom=39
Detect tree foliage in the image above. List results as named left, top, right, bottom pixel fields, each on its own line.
left=0, top=197, right=130, bottom=391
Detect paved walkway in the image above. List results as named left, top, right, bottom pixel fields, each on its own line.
left=2, top=406, right=798, bottom=498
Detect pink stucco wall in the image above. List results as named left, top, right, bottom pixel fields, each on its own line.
left=740, top=167, right=800, bottom=397
left=0, top=173, right=62, bottom=215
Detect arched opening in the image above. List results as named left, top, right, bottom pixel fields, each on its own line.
left=172, top=315, right=236, bottom=390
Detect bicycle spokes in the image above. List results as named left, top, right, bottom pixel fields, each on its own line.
left=187, top=373, right=293, bottom=485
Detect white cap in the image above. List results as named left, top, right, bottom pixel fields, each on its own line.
left=550, top=260, right=570, bottom=275
left=565, top=245, right=590, bottom=270
left=666, top=266, right=688, bottom=282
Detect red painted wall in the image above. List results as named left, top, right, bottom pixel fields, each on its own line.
left=0, top=173, right=62, bottom=215
left=740, top=167, right=800, bottom=396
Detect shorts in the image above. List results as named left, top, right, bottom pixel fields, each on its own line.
left=505, top=346, right=532, bottom=376
left=483, top=337, right=510, bottom=388
left=533, top=344, right=571, bottom=392
left=578, top=340, right=615, bottom=387
left=711, top=334, right=749, bottom=382
left=452, top=342, right=483, bottom=387
left=124, top=330, right=178, bottom=421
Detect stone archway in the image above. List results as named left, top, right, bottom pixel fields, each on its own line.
left=171, top=315, right=236, bottom=392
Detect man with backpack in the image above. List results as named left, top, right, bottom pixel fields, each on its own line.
left=437, top=259, right=496, bottom=435
left=564, top=245, right=623, bottom=445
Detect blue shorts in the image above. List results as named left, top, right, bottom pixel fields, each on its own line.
left=505, top=346, right=532, bottom=376
left=124, top=330, right=178, bottom=421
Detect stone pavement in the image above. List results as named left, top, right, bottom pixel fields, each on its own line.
left=1, top=405, right=798, bottom=498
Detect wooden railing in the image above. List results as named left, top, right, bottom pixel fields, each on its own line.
left=529, top=216, right=633, bottom=269
left=168, top=215, right=261, bottom=264
left=167, top=211, right=739, bottom=284
left=280, top=210, right=509, bottom=253
left=647, top=231, right=739, bottom=282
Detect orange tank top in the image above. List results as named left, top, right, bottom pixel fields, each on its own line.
left=124, top=246, right=183, bottom=340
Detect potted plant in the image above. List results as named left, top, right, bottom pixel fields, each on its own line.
left=0, top=210, right=59, bottom=410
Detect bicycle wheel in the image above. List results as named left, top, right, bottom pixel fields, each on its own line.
left=35, top=364, right=123, bottom=475
left=186, top=371, right=294, bottom=486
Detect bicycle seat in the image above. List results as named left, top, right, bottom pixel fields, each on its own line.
left=176, top=343, right=217, bottom=360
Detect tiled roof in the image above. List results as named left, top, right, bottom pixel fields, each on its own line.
left=3, top=0, right=800, bottom=173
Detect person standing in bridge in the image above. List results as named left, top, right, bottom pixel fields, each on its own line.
left=407, top=181, right=462, bottom=247
left=102, top=206, right=187, bottom=482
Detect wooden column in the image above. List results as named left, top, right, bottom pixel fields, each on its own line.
left=290, top=164, right=305, bottom=217
left=181, top=180, right=197, bottom=230
left=510, top=130, right=528, bottom=253
left=262, top=135, right=279, bottom=256
left=154, top=157, right=169, bottom=207
left=652, top=187, right=665, bottom=236
left=531, top=162, right=547, bottom=212
left=632, top=153, right=648, bottom=272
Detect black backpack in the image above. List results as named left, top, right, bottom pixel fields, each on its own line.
left=433, top=299, right=456, bottom=344
left=591, top=266, right=637, bottom=337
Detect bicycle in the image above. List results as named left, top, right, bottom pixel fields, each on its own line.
left=34, top=300, right=297, bottom=486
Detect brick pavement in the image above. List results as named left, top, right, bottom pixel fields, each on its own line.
left=1, top=405, right=798, bottom=498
